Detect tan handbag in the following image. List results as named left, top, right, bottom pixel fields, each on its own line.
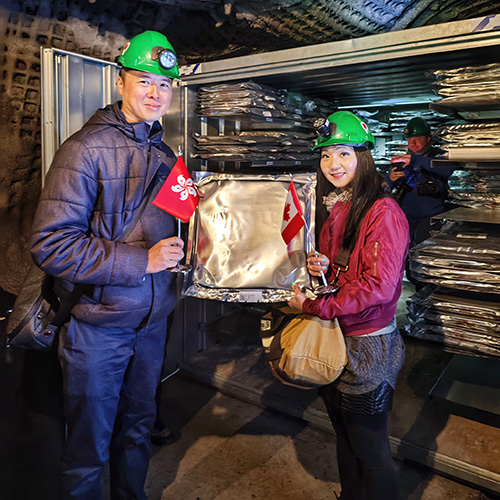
left=261, top=309, right=347, bottom=390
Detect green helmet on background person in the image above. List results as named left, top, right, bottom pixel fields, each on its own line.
left=118, top=30, right=179, bottom=79
left=404, top=117, right=431, bottom=138
left=312, top=111, right=375, bottom=150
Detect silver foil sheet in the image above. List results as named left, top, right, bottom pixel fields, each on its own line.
left=183, top=172, right=316, bottom=302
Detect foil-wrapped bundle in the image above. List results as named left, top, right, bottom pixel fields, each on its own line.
left=193, top=130, right=316, bottom=162
left=197, top=80, right=336, bottom=122
left=433, top=63, right=500, bottom=102
left=183, top=172, right=316, bottom=302
left=405, top=284, right=500, bottom=358
left=409, top=222, right=500, bottom=293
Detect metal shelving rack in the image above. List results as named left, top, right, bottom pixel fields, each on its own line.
left=424, top=87, right=500, bottom=414
left=161, top=17, right=500, bottom=495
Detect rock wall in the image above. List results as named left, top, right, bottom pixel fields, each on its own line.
left=0, top=2, right=128, bottom=294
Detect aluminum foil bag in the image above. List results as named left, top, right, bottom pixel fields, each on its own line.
left=184, top=172, right=316, bottom=302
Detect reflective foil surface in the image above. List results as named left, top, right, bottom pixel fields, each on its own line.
left=183, top=172, right=316, bottom=302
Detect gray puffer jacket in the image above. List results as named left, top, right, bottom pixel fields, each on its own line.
left=31, top=102, right=178, bottom=328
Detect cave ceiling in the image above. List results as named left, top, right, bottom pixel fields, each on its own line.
left=9, top=0, right=500, bottom=64
left=64, top=0, right=500, bottom=63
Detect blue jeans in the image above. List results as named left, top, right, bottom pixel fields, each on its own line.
left=58, top=318, right=168, bottom=500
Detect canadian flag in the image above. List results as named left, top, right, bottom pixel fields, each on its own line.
left=153, top=155, right=200, bottom=222
left=281, top=181, right=305, bottom=245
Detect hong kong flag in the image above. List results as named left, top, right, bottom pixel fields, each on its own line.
left=281, top=181, right=305, bottom=245
left=153, top=155, right=199, bottom=222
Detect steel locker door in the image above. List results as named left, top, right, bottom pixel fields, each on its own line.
left=40, top=48, right=120, bottom=181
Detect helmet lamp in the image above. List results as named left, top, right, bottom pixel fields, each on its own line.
left=313, top=117, right=332, bottom=137
left=153, top=46, right=177, bottom=70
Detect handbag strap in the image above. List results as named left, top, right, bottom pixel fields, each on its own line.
left=330, top=247, right=351, bottom=284
left=47, top=175, right=159, bottom=331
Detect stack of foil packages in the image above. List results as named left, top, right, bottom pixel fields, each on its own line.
left=433, top=63, right=500, bottom=104
left=193, top=130, right=315, bottom=162
left=434, top=62, right=500, bottom=155
left=406, top=285, right=500, bottom=357
left=197, top=80, right=333, bottom=120
left=446, top=158, right=500, bottom=209
left=195, top=81, right=336, bottom=166
left=406, top=221, right=500, bottom=357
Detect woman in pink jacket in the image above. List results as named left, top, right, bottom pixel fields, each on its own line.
left=289, top=111, right=409, bottom=500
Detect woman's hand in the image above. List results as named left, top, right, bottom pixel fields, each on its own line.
left=307, top=251, right=330, bottom=277
left=288, top=283, right=307, bottom=312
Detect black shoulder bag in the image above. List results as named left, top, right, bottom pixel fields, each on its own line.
left=5, top=177, right=157, bottom=352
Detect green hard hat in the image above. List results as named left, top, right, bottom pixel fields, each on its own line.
left=404, top=117, right=431, bottom=138
left=118, top=31, right=179, bottom=79
left=312, top=111, right=375, bottom=150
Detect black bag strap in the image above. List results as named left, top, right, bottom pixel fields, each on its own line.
left=330, top=247, right=352, bottom=284
left=46, top=175, right=159, bottom=331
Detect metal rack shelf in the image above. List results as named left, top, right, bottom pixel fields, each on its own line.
left=430, top=99, right=500, bottom=120
left=432, top=207, right=500, bottom=225
left=196, top=159, right=317, bottom=172
left=430, top=354, right=500, bottom=416
left=432, top=159, right=500, bottom=169
left=198, top=113, right=312, bottom=130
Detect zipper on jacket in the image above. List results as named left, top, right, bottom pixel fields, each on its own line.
left=373, top=241, right=379, bottom=276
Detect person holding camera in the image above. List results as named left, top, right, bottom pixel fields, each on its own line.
left=385, top=117, right=454, bottom=286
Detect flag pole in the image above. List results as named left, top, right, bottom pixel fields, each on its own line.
left=303, top=219, right=329, bottom=287
left=178, top=145, right=183, bottom=238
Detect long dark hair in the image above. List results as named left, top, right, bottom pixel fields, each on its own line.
left=315, top=149, right=387, bottom=252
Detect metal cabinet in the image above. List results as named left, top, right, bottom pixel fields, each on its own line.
left=170, top=16, right=500, bottom=495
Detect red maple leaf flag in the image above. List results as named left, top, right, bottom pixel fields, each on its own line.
left=281, top=181, right=305, bottom=245
left=152, top=155, right=200, bottom=222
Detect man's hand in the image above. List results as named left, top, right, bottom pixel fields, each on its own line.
left=389, top=154, right=411, bottom=182
left=146, top=237, right=184, bottom=274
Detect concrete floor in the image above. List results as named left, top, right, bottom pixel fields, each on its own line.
left=140, top=374, right=494, bottom=500
left=1, top=283, right=500, bottom=500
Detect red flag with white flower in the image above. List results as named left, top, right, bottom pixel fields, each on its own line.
left=281, top=181, right=305, bottom=245
left=153, top=155, right=199, bottom=222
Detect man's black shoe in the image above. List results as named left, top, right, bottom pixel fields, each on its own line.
left=151, top=419, right=173, bottom=446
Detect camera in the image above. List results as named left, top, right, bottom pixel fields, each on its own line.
left=392, top=161, right=405, bottom=172
left=417, top=178, right=441, bottom=197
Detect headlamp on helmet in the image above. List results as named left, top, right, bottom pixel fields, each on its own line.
left=313, top=117, right=333, bottom=137
left=152, top=46, right=177, bottom=70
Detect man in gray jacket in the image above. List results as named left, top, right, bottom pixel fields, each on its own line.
left=30, top=31, right=184, bottom=500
